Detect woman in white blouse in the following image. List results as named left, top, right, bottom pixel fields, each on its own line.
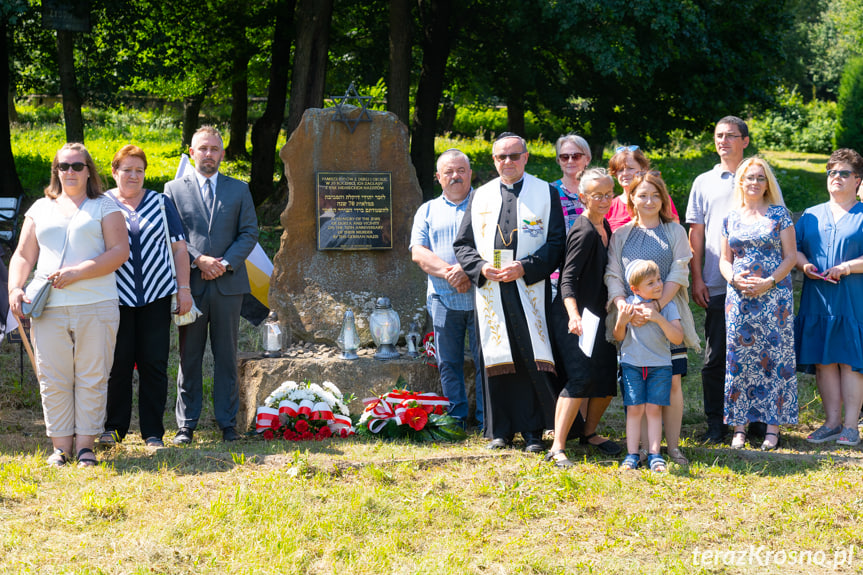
left=7, top=143, right=129, bottom=467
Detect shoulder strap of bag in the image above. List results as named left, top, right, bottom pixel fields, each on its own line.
left=56, top=198, right=87, bottom=271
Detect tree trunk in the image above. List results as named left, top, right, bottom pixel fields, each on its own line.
left=506, top=85, right=525, bottom=138
left=410, top=0, right=453, bottom=201
left=249, top=0, right=296, bottom=207
left=387, top=0, right=411, bottom=126
left=286, top=0, right=334, bottom=137
left=225, top=50, right=250, bottom=160
left=0, top=22, right=23, bottom=199
left=55, top=30, right=84, bottom=143
left=181, top=92, right=206, bottom=149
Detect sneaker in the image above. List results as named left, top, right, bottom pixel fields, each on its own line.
left=836, top=427, right=860, bottom=447
left=806, top=424, right=842, bottom=444
left=144, top=436, right=165, bottom=448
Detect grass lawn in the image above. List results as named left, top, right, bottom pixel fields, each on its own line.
left=2, top=120, right=861, bottom=574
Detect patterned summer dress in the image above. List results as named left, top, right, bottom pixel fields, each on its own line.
left=722, top=205, right=798, bottom=425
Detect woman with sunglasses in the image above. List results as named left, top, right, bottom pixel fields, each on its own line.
left=551, top=134, right=592, bottom=231
left=605, top=172, right=699, bottom=465
left=795, top=149, right=863, bottom=447
left=98, top=145, right=192, bottom=449
left=7, top=143, right=129, bottom=467
left=607, top=146, right=679, bottom=232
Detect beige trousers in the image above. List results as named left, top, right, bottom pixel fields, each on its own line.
left=32, top=300, right=120, bottom=437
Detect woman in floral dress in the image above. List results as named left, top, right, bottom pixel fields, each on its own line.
left=719, top=157, right=798, bottom=451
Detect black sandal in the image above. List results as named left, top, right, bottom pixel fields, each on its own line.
left=580, top=432, right=622, bottom=455
left=77, top=448, right=98, bottom=468
left=46, top=448, right=68, bottom=467
left=544, top=448, right=574, bottom=468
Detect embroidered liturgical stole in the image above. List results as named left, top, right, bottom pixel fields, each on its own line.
left=471, top=173, right=554, bottom=376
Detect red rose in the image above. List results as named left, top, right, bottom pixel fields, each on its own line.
left=283, top=429, right=295, bottom=441
left=317, top=426, right=332, bottom=439
left=295, top=419, right=310, bottom=434
left=302, top=431, right=315, bottom=441
left=340, top=428, right=349, bottom=438
left=434, top=405, right=444, bottom=415
left=262, top=429, right=275, bottom=441
left=422, top=404, right=434, bottom=414
left=405, top=407, right=428, bottom=431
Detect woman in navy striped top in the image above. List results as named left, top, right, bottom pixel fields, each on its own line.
left=100, top=145, right=192, bottom=448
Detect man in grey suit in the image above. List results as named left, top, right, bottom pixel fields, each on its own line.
left=164, top=126, right=259, bottom=443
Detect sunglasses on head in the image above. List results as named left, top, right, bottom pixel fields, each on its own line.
left=558, top=152, right=585, bottom=162
left=615, top=145, right=639, bottom=153
left=636, top=170, right=661, bottom=177
left=58, top=162, right=86, bottom=172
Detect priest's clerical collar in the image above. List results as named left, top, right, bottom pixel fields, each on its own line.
left=501, top=176, right=525, bottom=192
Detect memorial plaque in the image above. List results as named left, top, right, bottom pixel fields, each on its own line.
left=316, top=172, right=393, bottom=250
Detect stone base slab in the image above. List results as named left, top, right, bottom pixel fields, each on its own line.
left=238, top=352, right=477, bottom=432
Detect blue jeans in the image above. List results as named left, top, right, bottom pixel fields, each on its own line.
left=429, top=296, right=484, bottom=427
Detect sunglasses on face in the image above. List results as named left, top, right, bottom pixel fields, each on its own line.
left=558, top=152, right=585, bottom=162
left=827, top=169, right=858, bottom=180
left=615, top=145, right=639, bottom=153
left=58, top=162, right=86, bottom=172
left=494, top=153, right=523, bottom=162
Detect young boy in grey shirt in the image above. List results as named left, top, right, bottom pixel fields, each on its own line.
left=614, top=260, right=684, bottom=472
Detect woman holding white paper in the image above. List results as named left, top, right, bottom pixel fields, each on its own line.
left=605, top=172, right=699, bottom=465
left=547, top=169, right=619, bottom=467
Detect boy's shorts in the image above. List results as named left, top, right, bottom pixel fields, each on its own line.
left=621, top=363, right=672, bottom=406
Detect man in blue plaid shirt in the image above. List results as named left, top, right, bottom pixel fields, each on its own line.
left=410, top=149, right=483, bottom=430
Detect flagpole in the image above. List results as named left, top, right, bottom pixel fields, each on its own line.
left=17, top=324, right=38, bottom=380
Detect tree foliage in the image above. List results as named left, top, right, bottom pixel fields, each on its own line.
left=835, top=57, right=863, bottom=151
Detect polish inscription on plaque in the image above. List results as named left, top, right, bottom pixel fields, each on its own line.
left=317, top=172, right=393, bottom=250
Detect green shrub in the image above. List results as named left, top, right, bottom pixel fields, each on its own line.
left=448, top=106, right=571, bottom=142
left=835, top=57, right=863, bottom=151
left=749, top=89, right=836, bottom=154
left=13, top=103, right=64, bottom=125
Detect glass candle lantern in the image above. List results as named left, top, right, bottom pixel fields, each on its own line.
left=261, top=311, right=283, bottom=358
left=406, top=321, right=421, bottom=358
left=337, top=309, right=360, bottom=360
left=369, top=297, right=400, bottom=360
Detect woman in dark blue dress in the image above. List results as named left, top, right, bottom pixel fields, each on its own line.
left=796, top=148, right=863, bottom=447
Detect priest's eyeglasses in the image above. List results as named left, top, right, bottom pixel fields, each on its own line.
left=494, top=153, right=523, bottom=162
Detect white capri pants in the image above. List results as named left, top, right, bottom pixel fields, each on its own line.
left=32, top=300, right=120, bottom=437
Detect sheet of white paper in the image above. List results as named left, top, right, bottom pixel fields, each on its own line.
left=579, top=308, right=600, bottom=358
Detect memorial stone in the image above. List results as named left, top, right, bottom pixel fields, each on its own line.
left=270, top=105, right=426, bottom=346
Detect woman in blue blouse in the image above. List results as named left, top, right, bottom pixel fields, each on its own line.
left=100, top=145, right=192, bottom=447
left=795, top=148, right=863, bottom=447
